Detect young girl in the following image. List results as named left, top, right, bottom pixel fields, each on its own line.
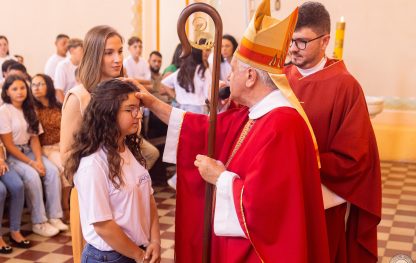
left=161, top=47, right=211, bottom=189
left=161, top=47, right=211, bottom=114
left=65, top=79, right=161, bottom=263
left=61, top=26, right=159, bottom=262
left=31, top=74, right=71, bottom=222
left=207, top=34, right=238, bottom=82
left=0, top=75, right=67, bottom=237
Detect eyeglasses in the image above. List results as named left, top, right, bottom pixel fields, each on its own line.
left=31, top=82, right=46, bottom=88
left=290, top=34, right=327, bottom=50
left=123, top=106, right=142, bottom=118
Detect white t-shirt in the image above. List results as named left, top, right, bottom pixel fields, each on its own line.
left=44, top=54, right=66, bottom=79
left=0, top=103, right=43, bottom=145
left=123, top=56, right=151, bottom=80
left=207, top=54, right=232, bottom=82
left=161, top=65, right=211, bottom=106
left=54, top=58, right=77, bottom=95
left=219, top=60, right=232, bottom=82
left=74, top=147, right=153, bottom=251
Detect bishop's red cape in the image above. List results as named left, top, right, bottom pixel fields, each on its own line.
left=284, top=60, right=382, bottom=262
left=174, top=106, right=330, bottom=262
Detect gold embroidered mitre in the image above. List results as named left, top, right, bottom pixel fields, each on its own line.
left=234, top=0, right=298, bottom=74
left=235, top=0, right=321, bottom=167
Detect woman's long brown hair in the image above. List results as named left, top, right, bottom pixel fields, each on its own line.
left=78, top=25, right=123, bottom=92
left=64, top=79, right=145, bottom=188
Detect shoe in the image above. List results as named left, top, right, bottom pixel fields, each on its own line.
left=0, top=245, right=12, bottom=254
left=49, top=218, right=69, bottom=231
left=9, top=235, right=31, bottom=248
left=32, top=222, right=59, bottom=237
left=167, top=174, right=177, bottom=190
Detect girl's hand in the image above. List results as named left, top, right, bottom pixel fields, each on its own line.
left=31, top=160, right=46, bottom=176
left=0, top=159, right=9, bottom=176
left=144, top=241, right=161, bottom=263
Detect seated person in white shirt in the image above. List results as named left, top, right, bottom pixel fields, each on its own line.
left=44, top=34, right=69, bottom=79
left=54, top=38, right=83, bottom=102
left=123, top=37, right=152, bottom=89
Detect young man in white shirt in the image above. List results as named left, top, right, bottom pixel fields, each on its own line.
left=123, top=37, right=151, bottom=86
left=54, top=38, right=83, bottom=102
left=44, top=34, right=69, bottom=79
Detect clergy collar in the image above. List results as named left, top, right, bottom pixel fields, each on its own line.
left=297, top=56, right=327, bottom=77
left=248, top=90, right=293, bottom=120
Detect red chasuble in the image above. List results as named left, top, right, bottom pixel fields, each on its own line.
left=175, top=106, right=330, bottom=262
left=285, top=60, right=382, bottom=262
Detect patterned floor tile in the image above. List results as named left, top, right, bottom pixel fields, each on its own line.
left=1, top=161, right=415, bottom=262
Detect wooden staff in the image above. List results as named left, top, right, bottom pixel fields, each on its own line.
left=177, top=3, right=223, bottom=263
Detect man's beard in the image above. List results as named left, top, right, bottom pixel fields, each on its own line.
left=150, top=67, right=160, bottom=74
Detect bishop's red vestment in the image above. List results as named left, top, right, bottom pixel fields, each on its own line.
left=174, top=106, right=330, bottom=262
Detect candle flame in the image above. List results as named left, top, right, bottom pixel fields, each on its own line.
left=340, top=16, right=345, bottom=22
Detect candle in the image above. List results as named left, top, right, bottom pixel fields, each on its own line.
left=333, top=16, right=346, bottom=60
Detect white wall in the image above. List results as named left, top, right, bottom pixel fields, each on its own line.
left=213, top=0, right=416, bottom=98
left=1, top=0, right=415, bottom=98
left=146, top=0, right=186, bottom=70
left=0, top=0, right=134, bottom=75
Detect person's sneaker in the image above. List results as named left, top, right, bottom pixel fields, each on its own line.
left=49, top=219, right=69, bottom=231
left=167, top=174, right=177, bottom=190
left=32, top=222, right=59, bottom=237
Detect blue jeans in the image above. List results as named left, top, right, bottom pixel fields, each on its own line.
left=7, top=146, right=62, bottom=224
left=0, top=168, right=25, bottom=231
left=82, top=244, right=136, bottom=263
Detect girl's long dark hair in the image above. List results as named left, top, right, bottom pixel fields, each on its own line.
left=177, top=47, right=206, bottom=93
left=64, top=79, right=145, bottom=188
left=171, top=43, right=183, bottom=68
left=31, top=74, right=62, bottom=110
left=1, top=75, right=39, bottom=134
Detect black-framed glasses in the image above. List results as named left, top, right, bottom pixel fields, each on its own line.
left=290, top=34, right=327, bottom=50
left=124, top=106, right=142, bottom=118
left=31, top=82, right=46, bottom=88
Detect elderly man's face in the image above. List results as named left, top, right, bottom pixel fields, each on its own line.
left=229, top=57, right=247, bottom=105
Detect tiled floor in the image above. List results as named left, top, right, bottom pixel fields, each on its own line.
left=378, top=161, right=416, bottom=262
left=0, top=161, right=415, bottom=262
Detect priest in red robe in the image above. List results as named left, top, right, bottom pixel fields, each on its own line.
left=137, top=1, right=330, bottom=262
left=284, top=2, right=381, bottom=263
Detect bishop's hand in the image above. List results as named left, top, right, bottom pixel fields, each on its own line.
left=194, top=154, right=226, bottom=185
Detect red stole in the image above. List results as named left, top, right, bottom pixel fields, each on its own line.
left=175, top=107, right=330, bottom=262
left=285, top=60, right=382, bottom=262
